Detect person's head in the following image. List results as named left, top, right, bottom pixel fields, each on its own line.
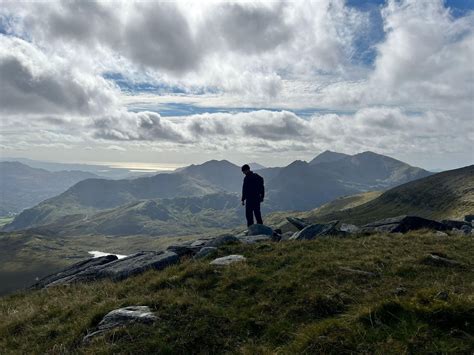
left=241, top=164, right=251, bottom=175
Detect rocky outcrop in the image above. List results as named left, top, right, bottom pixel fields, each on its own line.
left=441, top=219, right=471, bottom=230
left=286, top=217, right=309, bottom=231
left=247, top=224, right=273, bottom=236
left=83, top=306, right=157, bottom=342
left=238, top=235, right=273, bottom=244
left=37, top=251, right=179, bottom=287
left=360, top=215, right=448, bottom=234
left=194, top=247, right=218, bottom=259
left=290, top=220, right=341, bottom=240
left=210, top=255, right=246, bottom=266
left=421, top=253, right=464, bottom=268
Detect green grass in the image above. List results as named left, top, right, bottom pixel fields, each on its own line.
left=1, top=231, right=473, bottom=354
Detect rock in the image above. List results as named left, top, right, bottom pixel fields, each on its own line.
left=434, top=231, right=448, bottom=237
left=83, top=306, right=156, bottom=342
left=290, top=221, right=340, bottom=240
left=166, top=244, right=199, bottom=257
left=421, top=253, right=464, bottom=268
left=464, top=214, right=474, bottom=223
left=286, top=217, right=309, bottom=231
left=33, top=255, right=118, bottom=289
left=205, top=234, right=240, bottom=247
left=193, top=247, right=218, bottom=260
left=210, top=255, right=246, bottom=266
left=190, top=239, right=210, bottom=247
left=460, top=224, right=472, bottom=235
left=46, top=251, right=179, bottom=286
left=247, top=224, right=273, bottom=236
left=338, top=267, right=377, bottom=277
left=280, top=231, right=294, bottom=241
left=340, top=223, right=360, bottom=233
left=435, top=291, right=449, bottom=301
left=361, top=215, right=448, bottom=234
left=441, top=219, right=471, bottom=230
left=238, top=234, right=273, bottom=244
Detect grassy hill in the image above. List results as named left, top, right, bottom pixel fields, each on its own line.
left=1, top=231, right=472, bottom=353
left=312, top=165, right=474, bottom=225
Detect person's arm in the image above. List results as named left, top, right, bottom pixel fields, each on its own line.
left=241, top=177, right=247, bottom=205
left=259, top=176, right=265, bottom=202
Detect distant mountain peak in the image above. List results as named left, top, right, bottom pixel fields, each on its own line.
left=309, top=150, right=350, bottom=165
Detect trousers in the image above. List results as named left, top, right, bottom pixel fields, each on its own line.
left=245, top=200, right=263, bottom=227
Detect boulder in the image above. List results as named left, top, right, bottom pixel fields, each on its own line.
left=464, top=214, right=474, bottom=223
left=166, top=244, right=199, bottom=257
left=210, top=255, right=246, bottom=266
left=83, top=306, right=156, bottom=342
left=290, top=221, right=340, bottom=240
left=205, top=234, right=240, bottom=247
left=247, top=224, right=273, bottom=236
left=194, top=247, right=218, bottom=260
left=433, top=231, right=448, bottom=237
left=280, top=231, right=294, bottom=241
left=340, top=223, right=360, bottom=234
left=46, top=251, right=179, bottom=286
left=33, top=255, right=118, bottom=289
left=286, top=217, right=309, bottom=231
left=360, top=215, right=448, bottom=234
left=238, top=235, right=273, bottom=244
left=441, top=219, right=471, bottom=230
left=460, top=224, right=473, bottom=235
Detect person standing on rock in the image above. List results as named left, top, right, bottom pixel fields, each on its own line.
left=241, top=164, right=265, bottom=227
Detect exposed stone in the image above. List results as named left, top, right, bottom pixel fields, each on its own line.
left=286, top=216, right=309, bottom=231
left=460, top=224, right=472, bottom=235
left=280, top=231, right=294, bottom=241
left=464, top=214, right=474, bottom=223
left=361, top=215, right=448, bottom=234
left=247, top=224, right=273, bottom=236
left=290, top=221, right=340, bottom=240
left=338, top=266, right=377, bottom=277
left=166, top=244, right=199, bottom=257
left=83, top=306, right=156, bottom=342
left=210, top=255, right=246, bottom=266
left=441, top=219, right=471, bottom=230
left=421, top=253, right=464, bottom=268
left=193, top=247, right=218, bottom=259
left=190, top=239, right=210, bottom=247
left=33, top=255, right=118, bottom=289
left=340, top=223, right=360, bottom=234
left=46, top=251, right=179, bottom=286
left=205, top=234, right=240, bottom=247
left=238, top=234, right=273, bottom=244
left=433, top=231, right=448, bottom=237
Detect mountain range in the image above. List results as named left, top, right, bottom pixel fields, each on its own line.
left=3, top=151, right=434, bottom=235
left=0, top=162, right=99, bottom=216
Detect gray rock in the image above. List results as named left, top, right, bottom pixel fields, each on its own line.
left=210, top=255, right=246, bottom=266
left=238, top=235, right=272, bottom=244
left=280, top=231, right=294, bottom=241
left=190, top=239, right=210, bottom=247
left=434, top=231, right=449, bottom=237
left=286, top=217, right=309, bottom=231
left=194, top=247, right=218, bottom=260
left=340, top=223, right=360, bottom=234
left=421, top=253, right=464, bottom=268
left=339, top=267, right=377, bottom=277
left=441, top=219, right=471, bottom=230
left=460, top=224, right=472, bottom=235
left=361, top=215, right=448, bottom=234
left=205, top=234, right=240, bottom=247
left=33, top=255, right=118, bottom=289
left=83, top=306, right=156, bottom=342
left=166, top=244, right=199, bottom=257
left=290, top=221, right=340, bottom=240
left=247, top=224, right=273, bottom=236
left=464, top=214, right=474, bottom=223
left=47, top=251, right=179, bottom=286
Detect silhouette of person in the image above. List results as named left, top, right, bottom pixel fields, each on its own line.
left=241, top=164, right=264, bottom=227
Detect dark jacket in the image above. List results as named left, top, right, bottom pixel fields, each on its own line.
left=242, top=171, right=265, bottom=203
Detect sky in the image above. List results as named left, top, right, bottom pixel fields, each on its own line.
left=0, top=0, right=473, bottom=170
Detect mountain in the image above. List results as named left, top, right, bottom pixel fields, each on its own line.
left=177, top=160, right=243, bottom=192
left=309, top=150, right=350, bottom=165
left=0, top=162, right=99, bottom=216
left=313, top=165, right=474, bottom=225
left=248, top=162, right=266, bottom=170
left=26, top=193, right=242, bottom=237
left=3, top=173, right=220, bottom=232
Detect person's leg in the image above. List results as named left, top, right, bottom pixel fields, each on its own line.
left=245, top=203, right=254, bottom=226
left=254, top=202, right=263, bottom=224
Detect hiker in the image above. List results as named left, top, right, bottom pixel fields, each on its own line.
left=241, top=164, right=265, bottom=227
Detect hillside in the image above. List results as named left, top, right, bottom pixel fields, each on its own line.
left=313, top=165, right=474, bottom=225
left=1, top=232, right=472, bottom=353
left=309, top=150, right=349, bottom=165
left=0, top=161, right=98, bottom=216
